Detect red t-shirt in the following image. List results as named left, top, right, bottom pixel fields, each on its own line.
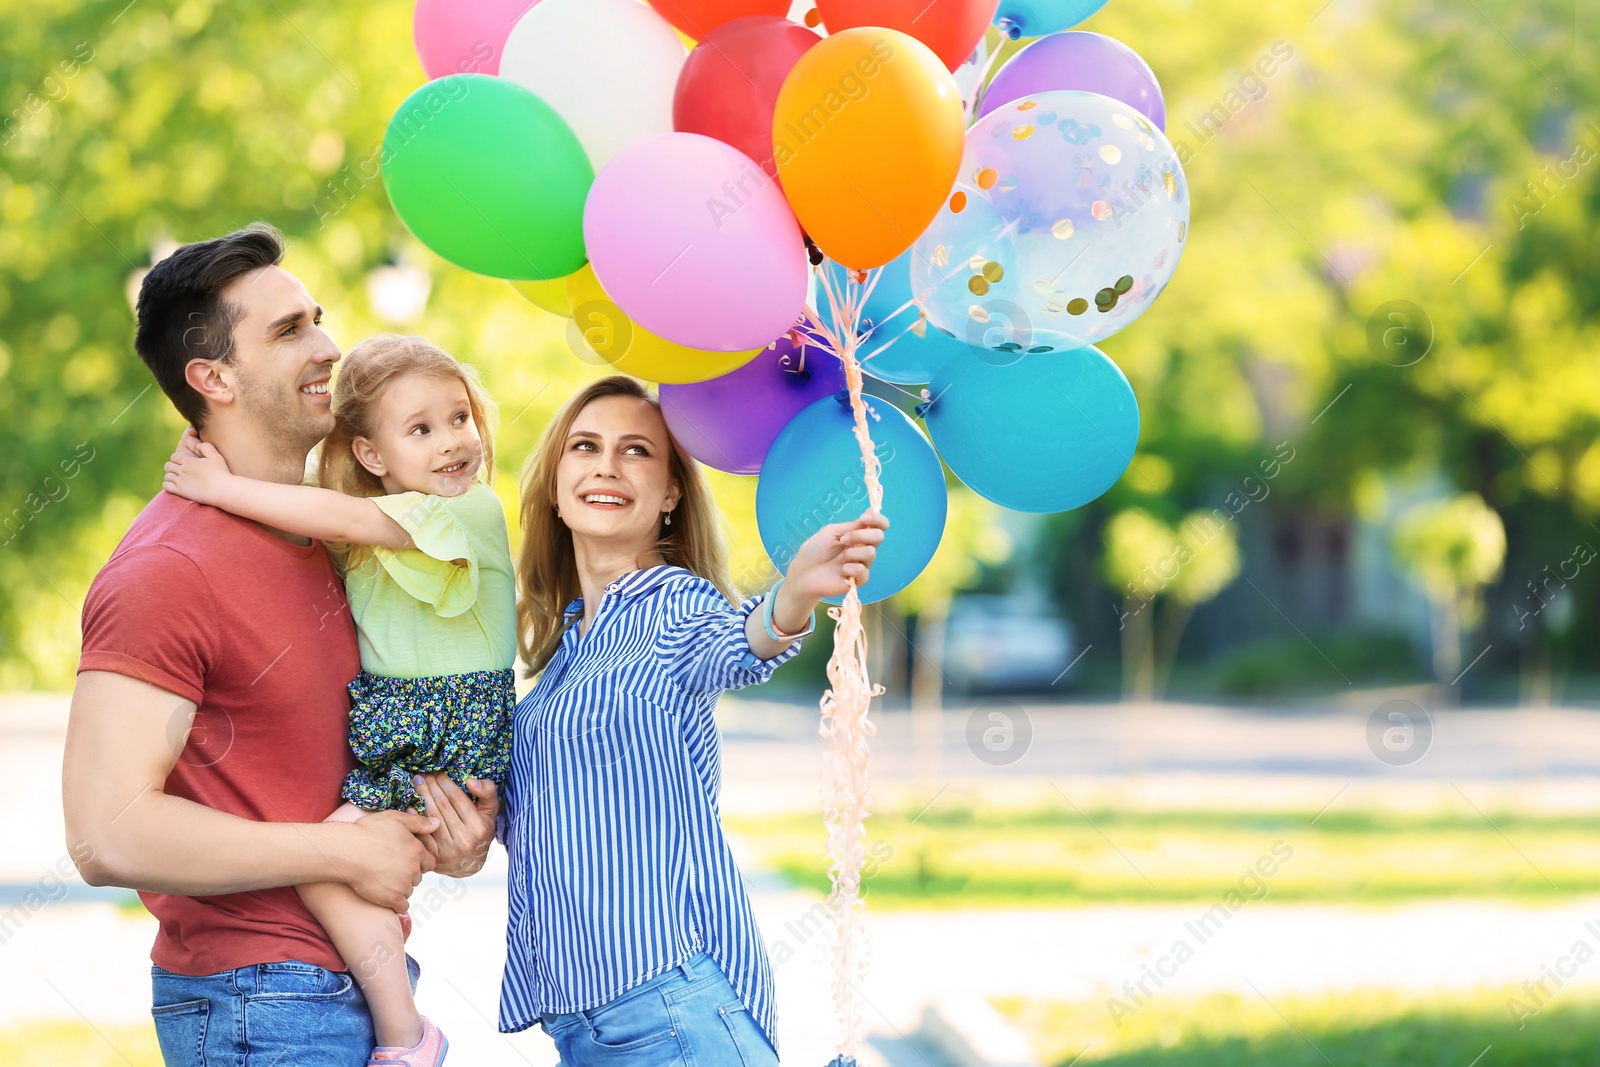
left=78, top=491, right=360, bottom=976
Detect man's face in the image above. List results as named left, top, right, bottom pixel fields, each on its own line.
left=208, top=265, right=340, bottom=453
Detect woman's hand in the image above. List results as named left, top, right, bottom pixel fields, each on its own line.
left=163, top=427, right=236, bottom=506
left=784, top=509, right=890, bottom=607
left=414, top=773, right=499, bottom=878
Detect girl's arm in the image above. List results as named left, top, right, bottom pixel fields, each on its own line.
left=162, top=429, right=411, bottom=548
left=744, top=508, right=889, bottom=660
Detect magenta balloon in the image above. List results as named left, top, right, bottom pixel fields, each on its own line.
left=585, top=132, right=808, bottom=352
left=413, top=0, right=538, bottom=79
left=979, top=32, right=1166, bottom=130
left=659, top=334, right=845, bottom=474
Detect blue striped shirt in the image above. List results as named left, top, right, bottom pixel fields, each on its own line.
left=497, top=564, right=801, bottom=1050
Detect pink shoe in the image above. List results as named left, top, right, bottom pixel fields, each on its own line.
left=368, top=1016, right=448, bottom=1066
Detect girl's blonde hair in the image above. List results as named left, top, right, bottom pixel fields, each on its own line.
left=318, top=334, right=498, bottom=500
left=517, top=375, right=736, bottom=674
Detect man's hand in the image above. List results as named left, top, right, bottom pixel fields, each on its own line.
left=163, top=427, right=237, bottom=507
left=415, top=774, right=499, bottom=878
left=346, top=809, right=438, bottom=912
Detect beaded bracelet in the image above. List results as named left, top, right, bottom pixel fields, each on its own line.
left=761, top=578, right=816, bottom=643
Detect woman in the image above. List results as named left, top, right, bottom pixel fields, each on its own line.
left=497, top=375, right=887, bottom=1065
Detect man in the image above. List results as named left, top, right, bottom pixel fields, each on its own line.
left=61, top=223, right=499, bottom=1066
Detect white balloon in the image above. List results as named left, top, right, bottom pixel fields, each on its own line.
left=499, top=0, right=686, bottom=170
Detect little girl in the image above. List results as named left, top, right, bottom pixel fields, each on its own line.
left=163, top=334, right=516, bottom=1066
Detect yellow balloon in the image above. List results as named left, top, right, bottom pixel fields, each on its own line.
left=511, top=276, right=574, bottom=317
left=565, top=265, right=763, bottom=383
left=773, top=27, right=964, bottom=270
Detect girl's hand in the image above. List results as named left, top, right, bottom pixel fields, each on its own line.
left=784, top=509, right=890, bottom=604
left=162, top=428, right=235, bottom=506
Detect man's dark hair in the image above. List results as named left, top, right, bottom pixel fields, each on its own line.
left=134, top=224, right=286, bottom=427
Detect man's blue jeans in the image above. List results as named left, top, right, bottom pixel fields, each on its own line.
left=150, top=955, right=420, bottom=1066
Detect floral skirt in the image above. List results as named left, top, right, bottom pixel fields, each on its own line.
left=341, top=667, right=514, bottom=814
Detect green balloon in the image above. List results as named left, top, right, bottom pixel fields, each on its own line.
left=381, top=74, right=592, bottom=281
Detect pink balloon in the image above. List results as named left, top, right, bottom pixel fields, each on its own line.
left=584, top=133, right=807, bottom=352
left=413, top=0, right=537, bottom=79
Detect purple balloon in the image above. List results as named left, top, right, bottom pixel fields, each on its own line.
left=979, top=32, right=1166, bottom=130
left=659, top=333, right=845, bottom=475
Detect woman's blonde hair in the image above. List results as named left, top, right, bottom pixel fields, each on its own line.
left=318, top=334, right=498, bottom=501
left=517, top=375, right=735, bottom=674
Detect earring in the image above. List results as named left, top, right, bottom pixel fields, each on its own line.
left=664, top=510, right=673, bottom=526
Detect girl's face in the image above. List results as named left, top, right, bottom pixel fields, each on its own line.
left=555, top=394, right=680, bottom=554
left=354, top=372, right=483, bottom=497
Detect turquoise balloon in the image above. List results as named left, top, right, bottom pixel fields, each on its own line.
left=381, top=74, right=593, bottom=280
left=923, top=345, right=1138, bottom=512
left=816, top=253, right=982, bottom=385
left=757, top=394, right=948, bottom=605
left=995, top=0, right=1109, bottom=38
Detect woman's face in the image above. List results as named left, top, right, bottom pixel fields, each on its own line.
left=554, top=394, right=681, bottom=557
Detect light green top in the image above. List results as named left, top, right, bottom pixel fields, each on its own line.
left=339, top=481, right=517, bottom=679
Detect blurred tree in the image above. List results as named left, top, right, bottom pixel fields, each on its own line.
left=3, top=0, right=1597, bottom=697
left=1102, top=508, right=1241, bottom=699
left=890, top=486, right=1011, bottom=778
left=1391, top=492, right=1507, bottom=684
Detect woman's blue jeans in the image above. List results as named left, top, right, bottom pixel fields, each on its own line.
left=539, top=952, right=778, bottom=1066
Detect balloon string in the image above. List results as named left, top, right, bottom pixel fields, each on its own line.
left=807, top=263, right=885, bottom=1063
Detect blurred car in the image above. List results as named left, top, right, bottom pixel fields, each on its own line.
left=942, top=594, right=1078, bottom=694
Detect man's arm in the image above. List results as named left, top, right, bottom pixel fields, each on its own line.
left=63, top=671, right=437, bottom=912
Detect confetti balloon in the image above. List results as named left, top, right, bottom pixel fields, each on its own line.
left=910, top=90, right=1189, bottom=354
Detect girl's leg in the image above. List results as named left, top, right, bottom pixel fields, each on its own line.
left=298, top=802, right=422, bottom=1049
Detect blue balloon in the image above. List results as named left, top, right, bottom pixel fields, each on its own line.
left=815, top=253, right=981, bottom=385
left=923, top=346, right=1138, bottom=512
left=757, top=394, right=948, bottom=605
left=994, top=0, right=1110, bottom=38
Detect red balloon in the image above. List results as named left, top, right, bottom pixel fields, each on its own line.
left=646, top=0, right=790, bottom=39
left=674, top=16, right=820, bottom=178
left=814, top=0, right=1000, bottom=71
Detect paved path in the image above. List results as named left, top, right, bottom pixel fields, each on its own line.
left=10, top=692, right=1600, bottom=1064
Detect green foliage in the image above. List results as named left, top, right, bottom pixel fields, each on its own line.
left=891, top=485, right=1012, bottom=618
left=727, top=802, right=1600, bottom=907
left=1215, top=629, right=1419, bottom=696
left=1392, top=492, right=1508, bottom=605
left=1004, top=989, right=1600, bottom=1067
left=3, top=0, right=1595, bottom=687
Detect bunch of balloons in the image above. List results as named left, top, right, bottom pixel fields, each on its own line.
left=391, top=0, right=1190, bottom=605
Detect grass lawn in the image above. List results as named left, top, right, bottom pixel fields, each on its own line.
left=0, top=1022, right=160, bottom=1066
left=1001, top=988, right=1600, bottom=1066
left=725, top=806, right=1600, bottom=906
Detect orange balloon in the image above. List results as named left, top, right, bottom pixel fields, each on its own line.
left=773, top=27, right=963, bottom=270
